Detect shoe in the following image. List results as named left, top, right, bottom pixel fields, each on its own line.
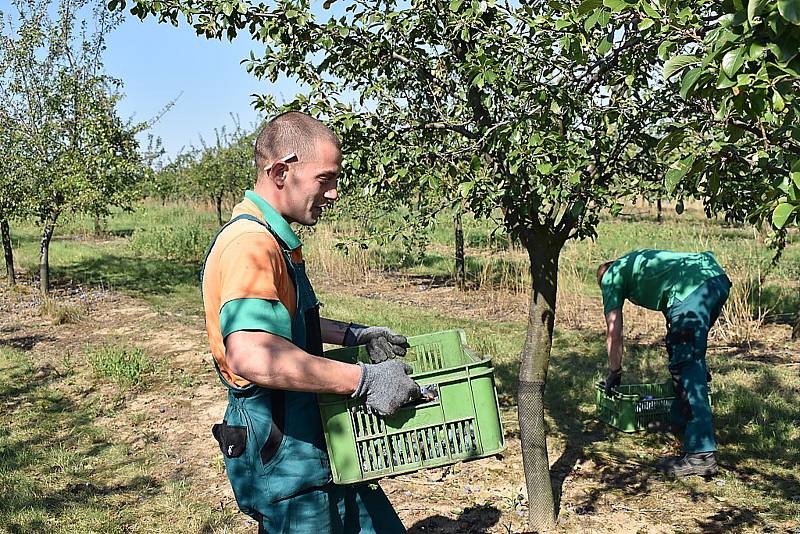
left=656, top=452, right=718, bottom=477
left=646, top=421, right=685, bottom=435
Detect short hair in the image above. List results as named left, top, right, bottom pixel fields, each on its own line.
left=254, top=111, right=340, bottom=173
left=596, top=260, right=616, bottom=286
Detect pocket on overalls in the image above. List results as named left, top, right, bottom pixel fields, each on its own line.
left=212, top=421, right=247, bottom=458
left=214, top=404, right=268, bottom=518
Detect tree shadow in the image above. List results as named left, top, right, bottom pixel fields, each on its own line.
left=694, top=506, right=765, bottom=533
left=49, top=253, right=201, bottom=297
left=0, top=334, right=55, bottom=351
left=0, top=350, right=165, bottom=530
left=408, top=504, right=502, bottom=533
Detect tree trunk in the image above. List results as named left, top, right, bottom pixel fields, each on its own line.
left=518, top=225, right=564, bottom=532
left=454, top=206, right=465, bottom=289
left=656, top=197, right=662, bottom=223
left=39, top=212, right=59, bottom=295
left=793, top=310, right=799, bottom=341
left=94, top=214, right=103, bottom=235
left=1, top=219, right=15, bottom=287
left=215, top=195, right=224, bottom=226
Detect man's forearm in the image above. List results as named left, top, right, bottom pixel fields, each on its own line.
left=607, top=336, right=623, bottom=370
left=320, top=317, right=350, bottom=345
left=226, top=331, right=361, bottom=394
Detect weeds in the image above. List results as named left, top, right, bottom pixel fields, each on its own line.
left=38, top=298, right=88, bottom=324
left=84, top=344, right=157, bottom=388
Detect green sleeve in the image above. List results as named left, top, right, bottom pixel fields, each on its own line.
left=601, top=258, right=628, bottom=315
left=220, top=298, right=293, bottom=341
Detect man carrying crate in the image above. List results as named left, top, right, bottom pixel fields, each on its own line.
left=597, top=249, right=732, bottom=477
left=201, top=111, right=419, bottom=533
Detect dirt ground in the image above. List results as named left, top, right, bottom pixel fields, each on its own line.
left=2, top=273, right=798, bottom=534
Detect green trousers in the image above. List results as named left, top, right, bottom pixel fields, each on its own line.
left=665, top=274, right=731, bottom=454
left=257, top=483, right=406, bottom=533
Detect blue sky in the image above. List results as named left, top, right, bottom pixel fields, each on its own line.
left=104, top=15, right=300, bottom=161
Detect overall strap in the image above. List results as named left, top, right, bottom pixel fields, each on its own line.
left=199, top=213, right=293, bottom=286
left=200, top=213, right=296, bottom=393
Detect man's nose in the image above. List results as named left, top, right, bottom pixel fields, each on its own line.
left=324, top=187, right=338, bottom=201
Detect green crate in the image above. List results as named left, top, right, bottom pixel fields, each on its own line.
left=318, top=329, right=506, bottom=484
left=595, top=381, right=713, bottom=433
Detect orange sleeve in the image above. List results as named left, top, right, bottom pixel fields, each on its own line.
left=218, top=231, right=286, bottom=306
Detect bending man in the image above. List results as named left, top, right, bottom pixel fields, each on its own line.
left=598, top=249, right=731, bottom=476
left=202, top=111, right=418, bottom=532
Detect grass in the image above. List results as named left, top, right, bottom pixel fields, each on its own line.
left=0, top=347, right=240, bottom=534
left=84, top=344, right=159, bottom=389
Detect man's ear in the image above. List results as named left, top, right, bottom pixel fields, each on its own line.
left=269, top=161, right=289, bottom=187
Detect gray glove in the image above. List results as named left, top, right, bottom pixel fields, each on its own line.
left=604, top=367, right=622, bottom=397
left=352, top=360, right=421, bottom=416
left=344, top=324, right=408, bottom=363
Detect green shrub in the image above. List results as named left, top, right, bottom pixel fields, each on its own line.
left=85, top=345, right=157, bottom=388
left=129, top=222, right=215, bottom=263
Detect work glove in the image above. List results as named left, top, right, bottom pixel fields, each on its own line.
left=352, top=359, right=421, bottom=416
left=344, top=324, right=408, bottom=363
left=604, top=367, right=622, bottom=397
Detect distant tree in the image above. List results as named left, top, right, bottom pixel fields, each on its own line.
left=0, top=110, right=28, bottom=286
left=2, top=0, right=148, bottom=293
left=190, top=121, right=254, bottom=225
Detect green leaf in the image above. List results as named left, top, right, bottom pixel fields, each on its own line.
left=598, top=33, right=613, bottom=55
left=768, top=41, right=800, bottom=65
left=721, top=47, right=746, bottom=77
left=638, top=18, right=655, bottom=30
left=773, top=89, right=786, bottom=112
left=680, top=67, right=704, bottom=99
left=641, top=1, right=660, bottom=18
left=576, top=0, right=603, bottom=15
left=716, top=70, right=737, bottom=89
left=603, top=0, right=628, bottom=12
left=778, top=0, right=800, bottom=23
left=748, top=0, right=770, bottom=22
left=791, top=171, right=800, bottom=190
left=449, top=0, right=463, bottom=11
left=772, top=202, right=796, bottom=228
left=664, top=55, right=699, bottom=79
left=656, top=130, right=686, bottom=159
left=665, top=155, right=695, bottom=194
left=657, top=40, right=673, bottom=60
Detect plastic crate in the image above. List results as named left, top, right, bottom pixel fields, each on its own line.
left=318, top=329, right=506, bottom=484
left=595, top=381, right=713, bottom=433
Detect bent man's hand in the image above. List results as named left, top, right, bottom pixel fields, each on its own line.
left=604, top=367, right=622, bottom=397
left=352, top=360, right=421, bottom=416
left=345, top=324, right=408, bottom=363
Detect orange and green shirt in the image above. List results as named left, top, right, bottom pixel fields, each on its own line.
left=202, top=190, right=304, bottom=388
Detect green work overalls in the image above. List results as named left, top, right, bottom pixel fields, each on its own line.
left=204, top=214, right=405, bottom=533
left=665, top=274, right=731, bottom=453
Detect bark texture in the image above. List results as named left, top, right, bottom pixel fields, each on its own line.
left=517, top=225, right=565, bottom=532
